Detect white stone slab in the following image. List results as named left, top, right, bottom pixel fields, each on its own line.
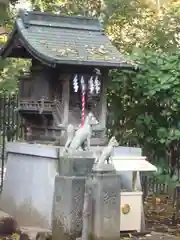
left=112, top=156, right=157, bottom=172
left=0, top=143, right=58, bottom=229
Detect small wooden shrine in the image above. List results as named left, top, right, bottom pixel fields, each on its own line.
left=0, top=10, right=137, bottom=145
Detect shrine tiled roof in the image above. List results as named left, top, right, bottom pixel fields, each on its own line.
left=0, top=10, right=137, bottom=69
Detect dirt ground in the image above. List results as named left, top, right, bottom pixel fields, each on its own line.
left=133, top=232, right=180, bottom=240
left=0, top=207, right=179, bottom=240
left=0, top=210, right=51, bottom=240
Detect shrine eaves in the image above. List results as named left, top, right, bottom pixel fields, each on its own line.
left=0, top=10, right=137, bottom=70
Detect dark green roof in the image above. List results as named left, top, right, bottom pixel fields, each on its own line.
left=0, top=10, right=137, bottom=69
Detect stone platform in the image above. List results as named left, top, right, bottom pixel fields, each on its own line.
left=0, top=142, right=60, bottom=229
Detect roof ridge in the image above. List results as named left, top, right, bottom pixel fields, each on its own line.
left=18, top=9, right=102, bottom=32
left=19, top=9, right=98, bottom=21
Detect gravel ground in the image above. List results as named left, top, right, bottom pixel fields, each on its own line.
left=0, top=210, right=179, bottom=240
left=133, top=232, right=180, bottom=240
left=0, top=210, right=51, bottom=240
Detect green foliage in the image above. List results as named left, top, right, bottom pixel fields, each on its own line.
left=108, top=50, right=180, bottom=142
left=0, top=1, right=30, bottom=92
left=108, top=50, right=180, bottom=185
left=105, top=1, right=180, bottom=188
left=0, top=59, right=30, bottom=92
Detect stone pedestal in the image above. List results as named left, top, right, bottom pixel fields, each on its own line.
left=0, top=142, right=60, bottom=228
left=58, top=151, right=95, bottom=176
left=52, top=152, right=95, bottom=240
left=52, top=175, right=85, bottom=240
left=90, top=163, right=121, bottom=240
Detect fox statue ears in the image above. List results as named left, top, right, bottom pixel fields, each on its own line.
left=109, top=136, right=119, bottom=147
left=66, top=124, right=75, bottom=135
left=85, top=112, right=98, bottom=125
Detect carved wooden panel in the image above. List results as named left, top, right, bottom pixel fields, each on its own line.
left=19, top=74, right=32, bottom=100
left=31, top=75, right=50, bottom=100
left=51, top=77, right=63, bottom=102
left=30, top=61, right=54, bottom=101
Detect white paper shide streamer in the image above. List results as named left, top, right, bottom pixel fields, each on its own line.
left=73, top=74, right=79, bottom=92
left=73, top=74, right=101, bottom=94
left=94, top=76, right=101, bottom=94
left=88, top=76, right=94, bottom=94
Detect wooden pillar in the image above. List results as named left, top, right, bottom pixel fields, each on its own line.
left=61, top=74, right=70, bottom=126
left=99, top=70, right=108, bottom=130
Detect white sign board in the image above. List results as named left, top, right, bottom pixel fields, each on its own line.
left=112, top=156, right=157, bottom=172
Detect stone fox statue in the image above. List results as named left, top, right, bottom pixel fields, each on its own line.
left=63, top=124, right=76, bottom=152
left=97, top=136, right=119, bottom=164
left=66, top=112, right=98, bottom=152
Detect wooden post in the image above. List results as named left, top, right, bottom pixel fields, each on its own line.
left=61, top=74, right=70, bottom=126
left=99, top=70, right=108, bottom=130
left=132, top=171, right=137, bottom=191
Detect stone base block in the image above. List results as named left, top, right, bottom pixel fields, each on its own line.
left=0, top=142, right=58, bottom=229
left=92, top=163, right=115, bottom=172
left=59, top=151, right=95, bottom=176
left=52, top=175, right=86, bottom=240
left=90, top=172, right=121, bottom=240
